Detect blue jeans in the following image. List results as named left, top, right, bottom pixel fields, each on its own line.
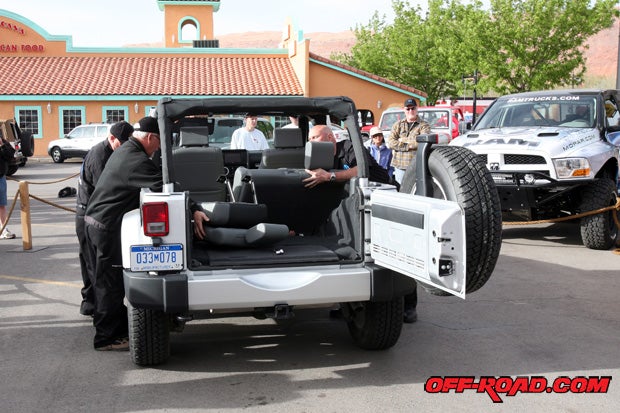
left=0, top=175, right=7, bottom=206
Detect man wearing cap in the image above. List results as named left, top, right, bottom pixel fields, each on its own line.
left=84, top=116, right=208, bottom=351
left=230, top=113, right=269, bottom=150
left=386, top=98, right=430, bottom=324
left=75, top=120, right=133, bottom=317
left=387, top=98, right=431, bottom=185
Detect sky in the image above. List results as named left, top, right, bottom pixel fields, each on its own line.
left=0, top=0, right=406, bottom=47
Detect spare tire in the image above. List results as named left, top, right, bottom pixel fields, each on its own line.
left=400, top=145, right=503, bottom=295
left=20, top=131, right=34, bottom=157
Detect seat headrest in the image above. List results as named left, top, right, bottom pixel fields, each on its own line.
left=273, top=128, right=304, bottom=148
left=304, top=141, right=334, bottom=170
left=179, top=126, right=210, bottom=147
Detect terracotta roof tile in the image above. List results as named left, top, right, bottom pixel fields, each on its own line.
left=0, top=56, right=303, bottom=96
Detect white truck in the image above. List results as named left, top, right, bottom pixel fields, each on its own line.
left=120, top=96, right=502, bottom=366
left=451, top=89, right=620, bottom=250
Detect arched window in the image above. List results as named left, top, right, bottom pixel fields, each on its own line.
left=178, top=17, right=200, bottom=44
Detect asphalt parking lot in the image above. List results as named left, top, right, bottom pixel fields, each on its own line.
left=1, top=159, right=619, bottom=412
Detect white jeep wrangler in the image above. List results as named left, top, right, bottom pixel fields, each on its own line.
left=121, top=96, right=502, bottom=366
left=451, top=89, right=620, bottom=250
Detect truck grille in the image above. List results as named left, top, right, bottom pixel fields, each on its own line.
left=504, top=154, right=546, bottom=164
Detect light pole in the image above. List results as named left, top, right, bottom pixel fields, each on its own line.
left=616, top=8, right=620, bottom=88
left=462, top=70, right=479, bottom=124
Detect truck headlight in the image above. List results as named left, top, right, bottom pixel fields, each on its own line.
left=553, top=158, right=591, bottom=179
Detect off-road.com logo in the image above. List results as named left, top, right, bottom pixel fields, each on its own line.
left=425, top=376, right=611, bottom=403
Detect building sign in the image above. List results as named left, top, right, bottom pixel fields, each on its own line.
left=0, top=19, right=45, bottom=53
left=0, top=20, right=26, bottom=35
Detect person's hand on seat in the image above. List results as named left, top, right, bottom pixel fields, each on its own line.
left=193, top=210, right=209, bottom=240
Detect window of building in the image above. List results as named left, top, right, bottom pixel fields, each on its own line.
left=15, top=106, right=42, bottom=137
left=274, top=116, right=290, bottom=129
left=60, top=107, right=85, bottom=135
left=103, top=106, right=128, bottom=123
left=179, top=17, right=200, bottom=44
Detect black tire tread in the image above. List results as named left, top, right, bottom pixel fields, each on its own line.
left=401, top=146, right=503, bottom=296
left=128, top=304, right=170, bottom=366
left=347, top=298, right=403, bottom=350
left=579, top=178, right=618, bottom=250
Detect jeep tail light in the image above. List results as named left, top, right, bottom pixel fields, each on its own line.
left=142, top=202, right=169, bottom=237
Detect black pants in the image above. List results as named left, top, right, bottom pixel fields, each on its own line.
left=404, top=284, right=417, bottom=310
left=84, top=221, right=128, bottom=348
left=75, top=213, right=95, bottom=313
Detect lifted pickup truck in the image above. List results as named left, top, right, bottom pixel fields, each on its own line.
left=121, top=96, right=502, bottom=366
left=451, top=89, right=620, bottom=250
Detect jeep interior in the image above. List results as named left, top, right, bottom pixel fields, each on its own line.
left=160, top=100, right=378, bottom=271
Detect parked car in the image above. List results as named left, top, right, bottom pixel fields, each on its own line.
left=330, top=123, right=350, bottom=142
left=120, top=95, right=502, bottom=365
left=451, top=89, right=620, bottom=250
left=47, top=123, right=111, bottom=163
left=0, top=118, right=35, bottom=176
left=174, top=116, right=274, bottom=150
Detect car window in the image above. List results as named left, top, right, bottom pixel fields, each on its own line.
left=80, top=126, right=96, bottom=139
left=476, top=96, right=597, bottom=129
left=210, top=119, right=242, bottom=144
left=68, top=126, right=85, bottom=139
left=380, top=112, right=404, bottom=130
left=95, top=126, right=110, bottom=138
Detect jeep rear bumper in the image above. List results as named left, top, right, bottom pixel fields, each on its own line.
left=123, top=264, right=415, bottom=314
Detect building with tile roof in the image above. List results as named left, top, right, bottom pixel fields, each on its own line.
left=0, top=1, right=426, bottom=156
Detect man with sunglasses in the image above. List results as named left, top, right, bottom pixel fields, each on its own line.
left=386, top=98, right=431, bottom=185
left=385, top=99, right=430, bottom=324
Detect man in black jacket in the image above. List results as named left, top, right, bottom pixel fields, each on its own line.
left=84, top=117, right=208, bottom=351
left=75, top=120, right=133, bottom=316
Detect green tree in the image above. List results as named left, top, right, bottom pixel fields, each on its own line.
left=334, top=0, right=618, bottom=101
left=334, top=0, right=485, bottom=105
left=480, top=0, right=618, bottom=93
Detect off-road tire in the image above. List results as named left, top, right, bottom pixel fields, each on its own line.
left=346, top=298, right=403, bottom=350
left=50, top=147, right=64, bottom=163
left=128, top=304, right=171, bottom=366
left=20, top=131, right=34, bottom=157
left=400, top=145, right=503, bottom=296
left=579, top=178, right=619, bottom=250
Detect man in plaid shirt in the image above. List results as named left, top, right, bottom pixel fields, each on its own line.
left=386, top=98, right=431, bottom=185
left=385, top=98, right=430, bottom=323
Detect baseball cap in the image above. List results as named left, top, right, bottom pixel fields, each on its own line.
left=109, top=121, right=134, bottom=142
left=133, top=117, right=159, bottom=135
left=404, top=98, right=417, bottom=107
left=369, top=126, right=383, bottom=136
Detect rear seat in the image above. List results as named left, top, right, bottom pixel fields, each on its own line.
left=260, top=128, right=305, bottom=169
left=232, top=141, right=347, bottom=234
left=172, top=127, right=227, bottom=202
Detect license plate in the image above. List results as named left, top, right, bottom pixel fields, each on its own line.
left=130, top=244, right=183, bottom=271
